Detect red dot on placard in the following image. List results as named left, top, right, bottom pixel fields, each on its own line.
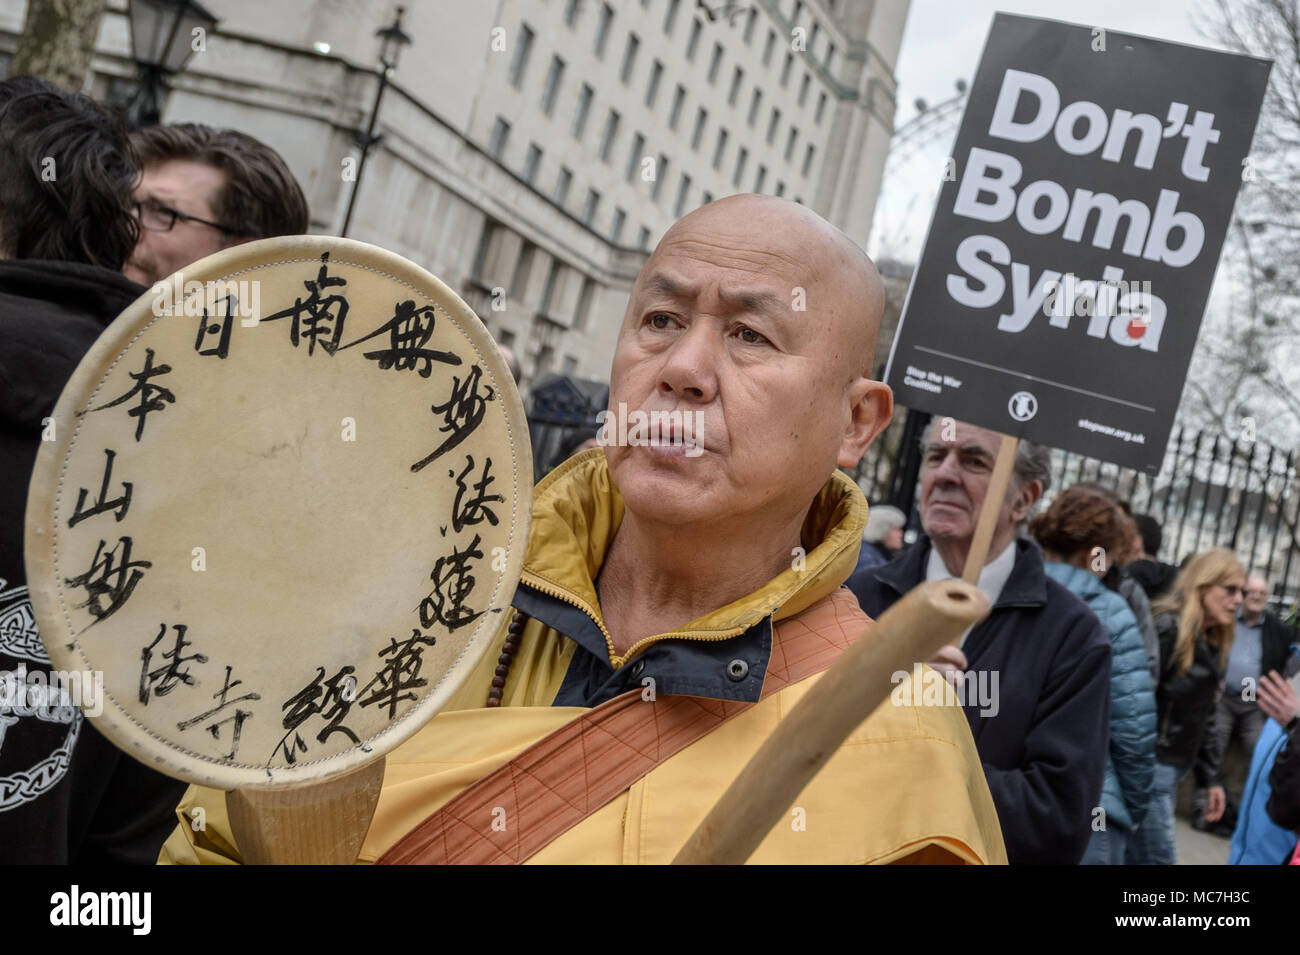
left=1127, top=318, right=1147, bottom=339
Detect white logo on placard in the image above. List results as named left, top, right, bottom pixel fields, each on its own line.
left=1008, top=391, right=1038, bottom=421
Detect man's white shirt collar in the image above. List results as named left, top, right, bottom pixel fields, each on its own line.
left=925, top=539, right=1017, bottom=648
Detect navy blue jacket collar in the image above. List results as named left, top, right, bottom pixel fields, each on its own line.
left=871, top=534, right=1049, bottom=610
left=512, top=582, right=773, bottom=708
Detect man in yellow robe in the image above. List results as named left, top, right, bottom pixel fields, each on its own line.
left=161, top=195, right=1006, bottom=865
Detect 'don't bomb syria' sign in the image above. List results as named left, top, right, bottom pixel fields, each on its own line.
left=885, top=14, right=1270, bottom=473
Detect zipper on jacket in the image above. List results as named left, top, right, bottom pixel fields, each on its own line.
left=520, top=572, right=754, bottom=668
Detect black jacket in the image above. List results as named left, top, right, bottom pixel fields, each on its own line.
left=849, top=535, right=1112, bottom=865
left=1128, top=559, right=1179, bottom=602
left=0, top=258, right=187, bottom=863
left=1152, top=611, right=1225, bottom=788
left=1260, top=612, right=1299, bottom=679
left=1266, top=717, right=1300, bottom=833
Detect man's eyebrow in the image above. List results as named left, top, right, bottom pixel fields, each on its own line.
left=718, top=287, right=785, bottom=316
left=924, top=441, right=995, bottom=461
left=642, top=274, right=688, bottom=299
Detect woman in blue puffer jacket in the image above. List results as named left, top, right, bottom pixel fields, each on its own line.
left=1032, top=486, right=1158, bottom=864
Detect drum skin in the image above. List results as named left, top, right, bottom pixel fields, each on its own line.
left=25, top=236, right=531, bottom=791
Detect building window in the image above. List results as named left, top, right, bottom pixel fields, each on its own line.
left=599, top=108, right=621, bottom=161
left=687, top=18, right=702, bottom=60
left=621, top=33, right=640, bottom=84
left=575, top=275, right=597, bottom=329
left=509, top=242, right=535, bottom=299
left=754, top=163, right=768, bottom=193
left=794, top=196, right=803, bottom=204
left=767, top=106, right=781, bottom=144
left=798, top=71, right=810, bottom=107
left=626, top=132, right=646, bottom=182
left=610, top=208, right=626, bottom=244
left=744, top=7, right=757, bottom=43
left=488, top=116, right=511, bottom=160
left=582, top=188, right=601, bottom=226
left=674, top=173, right=692, bottom=217
left=554, top=167, right=573, bottom=205
left=728, top=66, right=744, bottom=106
left=802, top=142, right=815, bottom=177
left=471, top=218, right=499, bottom=284
left=785, top=126, right=798, bottom=161
left=637, top=226, right=651, bottom=250
left=595, top=3, right=615, bottom=57
left=541, top=56, right=566, bottom=115
left=763, top=29, right=775, bottom=66
left=572, top=83, right=594, bottom=139
left=701, top=190, right=714, bottom=206
left=733, top=146, right=748, bottom=187
left=651, top=155, right=668, bottom=201
left=792, top=1, right=804, bottom=27
left=691, top=107, right=708, bottom=150
left=748, top=87, right=762, bottom=126
left=563, top=0, right=580, bottom=27
left=539, top=257, right=563, bottom=316
left=509, top=24, right=535, bottom=89
left=810, top=20, right=820, bottom=55
left=522, top=142, right=543, bottom=185
left=646, top=59, right=663, bottom=107
left=781, top=52, right=793, bottom=87
left=664, top=0, right=681, bottom=35
left=815, top=90, right=827, bottom=124
left=669, top=84, right=686, bottom=129
left=712, top=128, right=728, bottom=171
left=774, top=180, right=785, bottom=197
left=707, top=42, right=723, bottom=84
left=826, top=42, right=836, bottom=73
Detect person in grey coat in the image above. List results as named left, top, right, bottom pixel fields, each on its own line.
left=1032, top=486, right=1158, bottom=865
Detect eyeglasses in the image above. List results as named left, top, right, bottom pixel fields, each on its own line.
left=133, top=199, right=240, bottom=236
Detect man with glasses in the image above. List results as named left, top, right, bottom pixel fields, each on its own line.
left=1200, top=575, right=1300, bottom=833
left=124, top=124, right=309, bottom=286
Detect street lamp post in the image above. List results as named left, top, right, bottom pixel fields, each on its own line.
left=126, top=0, right=219, bottom=127
left=340, top=7, right=412, bottom=238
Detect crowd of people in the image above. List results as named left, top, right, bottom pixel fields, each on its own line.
left=1, top=72, right=1297, bottom=866
left=851, top=432, right=1300, bottom=864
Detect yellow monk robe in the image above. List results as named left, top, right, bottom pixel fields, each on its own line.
left=161, top=451, right=1007, bottom=865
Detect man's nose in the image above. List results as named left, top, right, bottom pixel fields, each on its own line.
left=657, top=320, right=720, bottom=403
left=932, top=450, right=963, bottom=485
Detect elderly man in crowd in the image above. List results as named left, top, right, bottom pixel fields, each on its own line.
left=163, top=195, right=1006, bottom=865
left=849, top=418, right=1111, bottom=864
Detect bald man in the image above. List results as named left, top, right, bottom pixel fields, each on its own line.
left=161, top=196, right=1006, bottom=865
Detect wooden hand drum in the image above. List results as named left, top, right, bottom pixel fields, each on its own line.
left=25, top=237, right=531, bottom=860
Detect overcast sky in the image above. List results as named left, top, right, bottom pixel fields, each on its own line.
left=871, top=0, right=1232, bottom=260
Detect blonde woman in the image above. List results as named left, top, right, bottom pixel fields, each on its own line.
left=1129, top=548, right=1245, bottom=864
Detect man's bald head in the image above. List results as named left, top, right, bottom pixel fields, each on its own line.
left=643, top=195, right=885, bottom=380
left=604, top=193, right=893, bottom=532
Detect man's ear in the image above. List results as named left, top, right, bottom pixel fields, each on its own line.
left=836, top=377, right=892, bottom=468
left=1007, top=479, right=1043, bottom=523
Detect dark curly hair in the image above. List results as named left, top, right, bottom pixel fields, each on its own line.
left=1030, top=485, right=1135, bottom=564
left=0, top=76, right=139, bottom=269
left=130, top=123, right=309, bottom=239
